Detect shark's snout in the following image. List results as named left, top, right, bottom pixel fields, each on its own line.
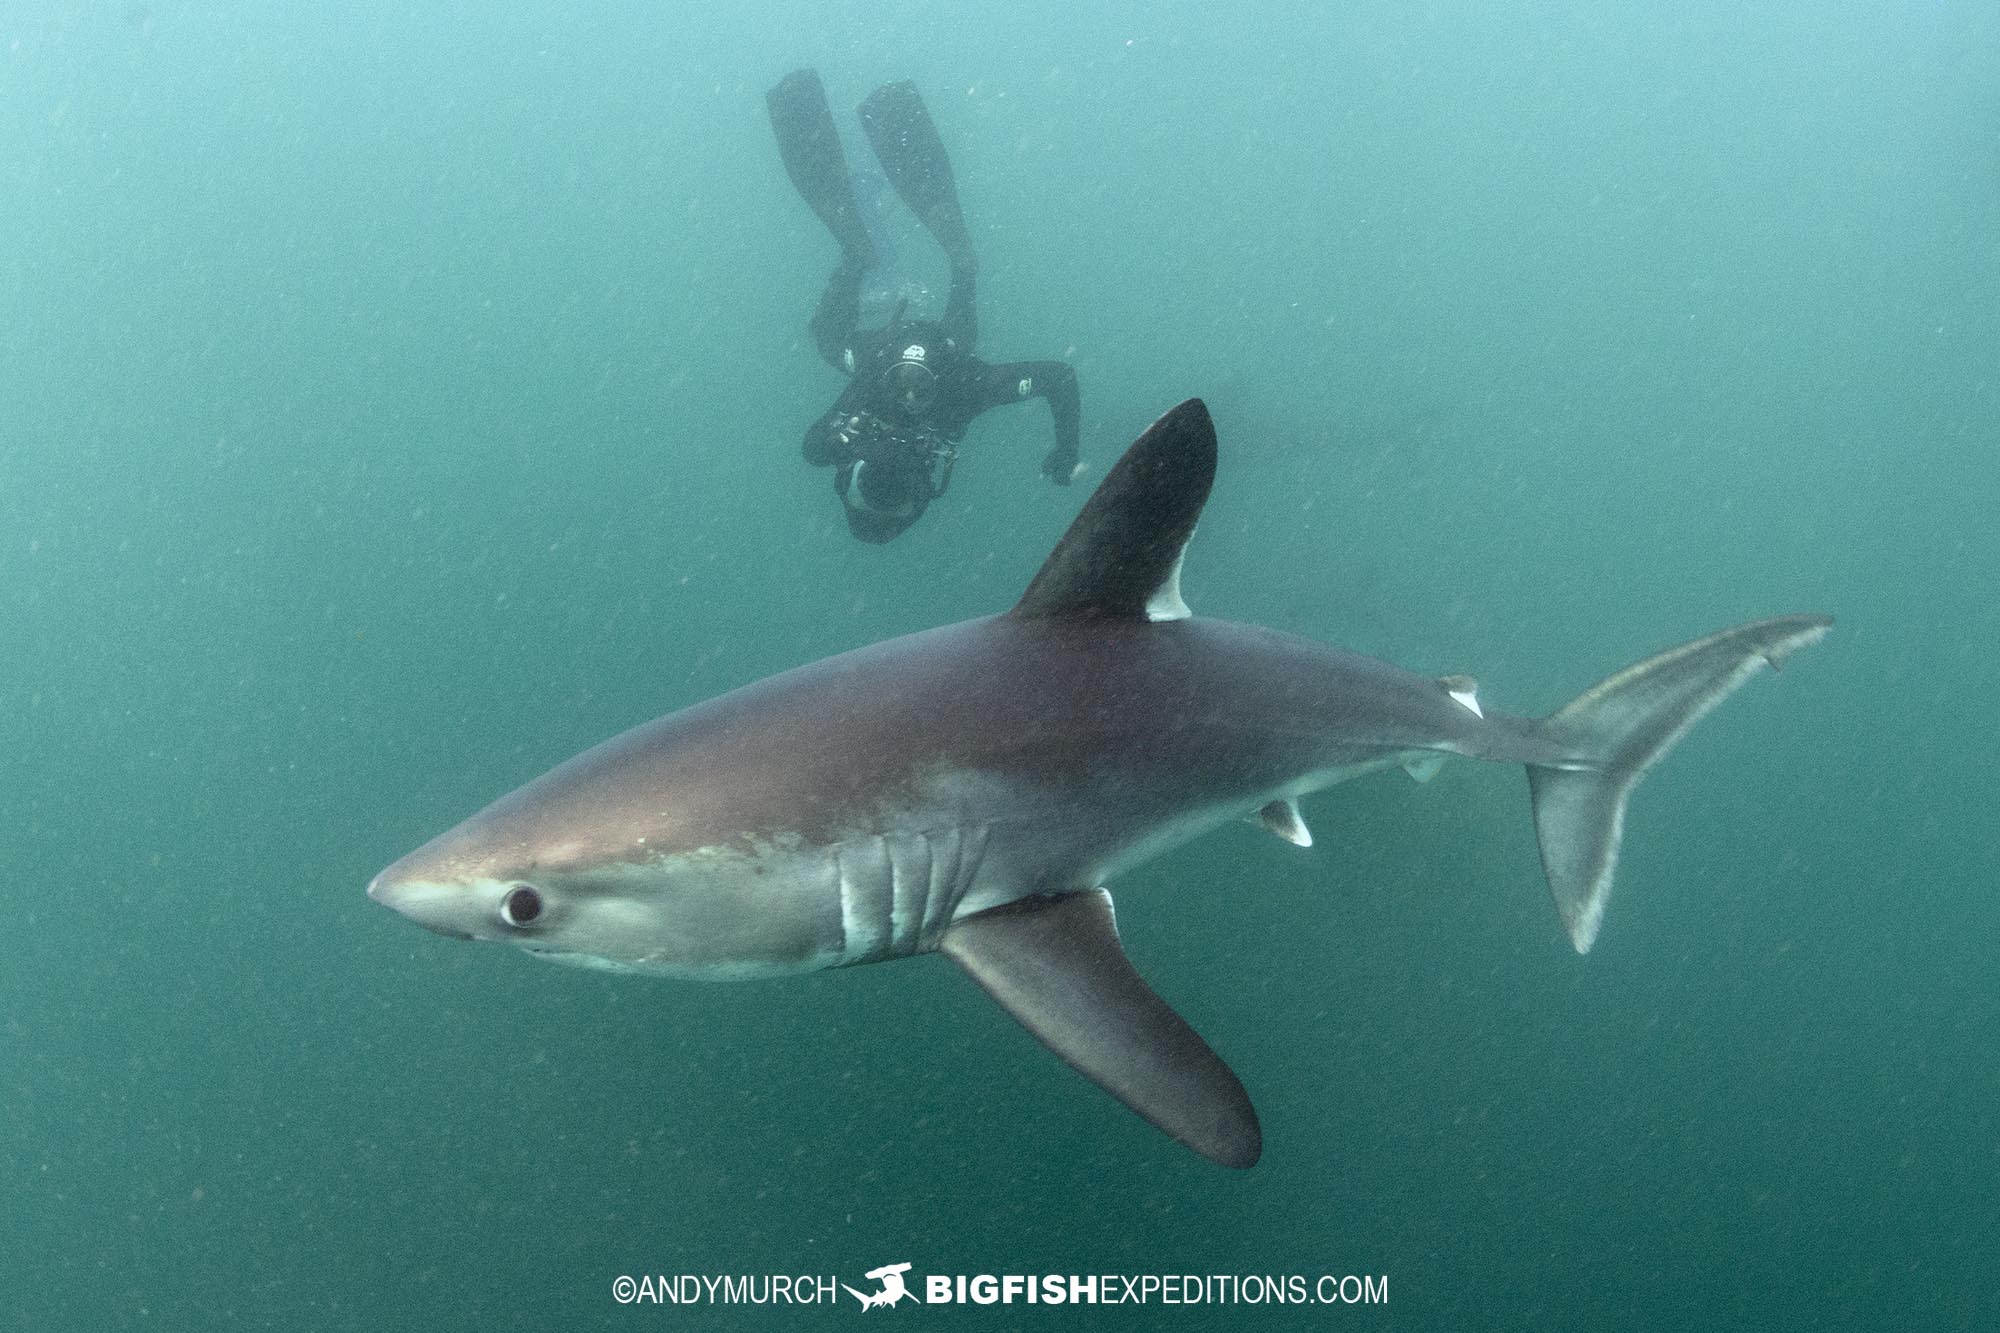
left=368, top=869, right=477, bottom=941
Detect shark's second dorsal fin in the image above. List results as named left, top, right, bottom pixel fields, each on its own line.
left=1010, top=399, right=1217, bottom=622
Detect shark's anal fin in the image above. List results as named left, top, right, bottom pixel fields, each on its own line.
left=1009, top=400, right=1215, bottom=623
left=940, top=889, right=1261, bottom=1168
left=1250, top=798, right=1313, bottom=847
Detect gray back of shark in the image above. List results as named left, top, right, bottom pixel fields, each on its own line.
left=369, top=400, right=1830, bottom=1168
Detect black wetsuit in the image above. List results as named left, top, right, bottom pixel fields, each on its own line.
left=802, top=279, right=1081, bottom=544
left=768, top=70, right=1081, bottom=543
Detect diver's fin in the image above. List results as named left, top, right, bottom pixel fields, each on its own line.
left=1250, top=798, right=1313, bottom=847
left=766, top=69, right=877, bottom=269
left=941, top=889, right=1261, bottom=1168
left=1010, top=400, right=1215, bottom=622
left=1528, top=615, right=1832, bottom=953
left=858, top=80, right=974, bottom=270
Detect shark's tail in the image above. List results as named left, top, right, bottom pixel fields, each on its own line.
left=1527, top=614, right=1831, bottom=953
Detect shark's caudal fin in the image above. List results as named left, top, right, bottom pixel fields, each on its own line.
left=941, top=890, right=1261, bottom=1168
left=1529, top=614, right=1832, bottom=953
left=1010, top=399, right=1216, bottom=623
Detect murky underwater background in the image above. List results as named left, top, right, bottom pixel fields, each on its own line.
left=4, top=1, right=1996, bottom=1327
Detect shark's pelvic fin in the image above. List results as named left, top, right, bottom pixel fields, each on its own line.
left=1250, top=798, right=1313, bottom=847
left=940, top=888, right=1261, bottom=1168
left=1528, top=614, right=1833, bottom=954
left=1010, top=400, right=1216, bottom=623
left=1401, top=755, right=1446, bottom=783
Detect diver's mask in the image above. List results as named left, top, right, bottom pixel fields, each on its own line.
left=883, top=348, right=939, bottom=417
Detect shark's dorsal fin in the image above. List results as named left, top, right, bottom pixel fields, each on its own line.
left=1010, top=399, right=1216, bottom=622
left=1438, top=673, right=1483, bottom=717
left=941, top=888, right=1261, bottom=1168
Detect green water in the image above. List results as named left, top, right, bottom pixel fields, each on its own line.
left=5, top=1, right=1996, bottom=1327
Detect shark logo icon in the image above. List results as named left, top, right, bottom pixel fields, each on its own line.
left=844, top=1262, right=918, bottom=1310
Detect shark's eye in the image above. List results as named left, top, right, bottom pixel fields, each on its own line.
left=500, top=884, right=544, bottom=928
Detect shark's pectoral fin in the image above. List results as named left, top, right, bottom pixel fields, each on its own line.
left=940, top=889, right=1261, bottom=1168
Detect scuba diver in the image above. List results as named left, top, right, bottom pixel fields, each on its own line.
left=766, top=69, right=1082, bottom=543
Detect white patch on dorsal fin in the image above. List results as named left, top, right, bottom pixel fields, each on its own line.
left=1402, top=754, right=1445, bottom=783
left=1249, top=797, right=1312, bottom=847
left=1144, top=543, right=1192, bottom=622
left=1438, top=673, right=1483, bottom=717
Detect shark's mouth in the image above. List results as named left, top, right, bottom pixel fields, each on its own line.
left=516, top=945, right=637, bottom=974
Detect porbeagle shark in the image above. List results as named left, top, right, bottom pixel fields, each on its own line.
left=369, top=400, right=1829, bottom=1168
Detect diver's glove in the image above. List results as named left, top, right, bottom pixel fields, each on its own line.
left=825, top=414, right=868, bottom=466
left=832, top=413, right=910, bottom=467
left=1040, top=445, right=1081, bottom=485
